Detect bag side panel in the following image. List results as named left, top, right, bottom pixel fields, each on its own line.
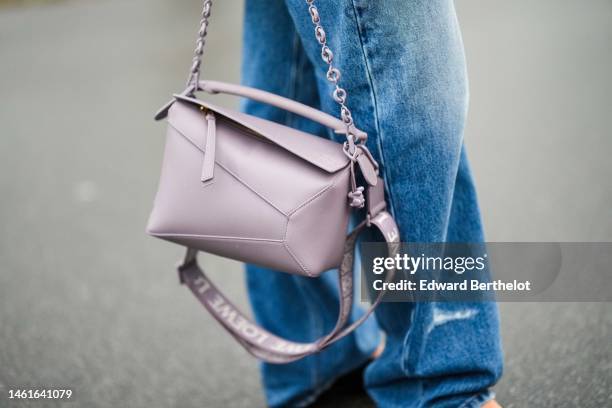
left=285, top=169, right=351, bottom=276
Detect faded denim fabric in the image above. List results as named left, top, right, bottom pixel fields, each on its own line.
left=241, top=0, right=503, bottom=406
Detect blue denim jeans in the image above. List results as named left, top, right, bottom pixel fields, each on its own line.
left=241, top=0, right=503, bottom=406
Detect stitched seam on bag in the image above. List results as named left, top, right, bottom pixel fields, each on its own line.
left=149, top=232, right=283, bottom=243
left=281, top=206, right=312, bottom=276
left=168, top=122, right=289, bottom=217
left=168, top=121, right=205, bottom=153
left=283, top=241, right=312, bottom=277
left=280, top=214, right=312, bottom=276
left=283, top=171, right=345, bottom=277
left=217, top=164, right=289, bottom=218
left=286, top=170, right=343, bottom=216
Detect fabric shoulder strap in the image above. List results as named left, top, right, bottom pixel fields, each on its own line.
left=177, top=210, right=399, bottom=364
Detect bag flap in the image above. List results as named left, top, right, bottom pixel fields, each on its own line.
left=169, top=94, right=350, bottom=173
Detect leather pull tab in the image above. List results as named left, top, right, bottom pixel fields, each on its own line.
left=201, top=111, right=216, bottom=183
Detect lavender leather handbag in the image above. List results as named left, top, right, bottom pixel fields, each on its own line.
left=147, top=0, right=400, bottom=363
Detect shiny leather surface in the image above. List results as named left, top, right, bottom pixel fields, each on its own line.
left=147, top=98, right=352, bottom=276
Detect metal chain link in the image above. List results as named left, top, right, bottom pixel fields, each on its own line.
left=305, top=0, right=366, bottom=208
left=185, top=1, right=363, bottom=149
left=186, top=0, right=213, bottom=91
left=305, top=0, right=365, bottom=151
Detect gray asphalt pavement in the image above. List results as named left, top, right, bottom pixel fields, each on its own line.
left=0, top=0, right=610, bottom=407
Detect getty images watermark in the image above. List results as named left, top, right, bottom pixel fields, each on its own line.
left=372, top=252, right=531, bottom=292
left=359, top=242, right=612, bottom=302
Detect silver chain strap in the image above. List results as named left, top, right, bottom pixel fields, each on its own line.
left=186, top=0, right=213, bottom=91
left=304, top=0, right=365, bottom=151
left=305, top=0, right=366, bottom=208
left=184, top=0, right=366, bottom=208
left=186, top=1, right=363, bottom=146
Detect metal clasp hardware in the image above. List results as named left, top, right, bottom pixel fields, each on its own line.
left=342, top=140, right=360, bottom=161
left=344, top=144, right=366, bottom=209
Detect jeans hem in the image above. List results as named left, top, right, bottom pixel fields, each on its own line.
left=457, top=390, right=496, bottom=408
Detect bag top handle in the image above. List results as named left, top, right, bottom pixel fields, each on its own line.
left=153, top=80, right=367, bottom=142
left=200, top=80, right=368, bottom=140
